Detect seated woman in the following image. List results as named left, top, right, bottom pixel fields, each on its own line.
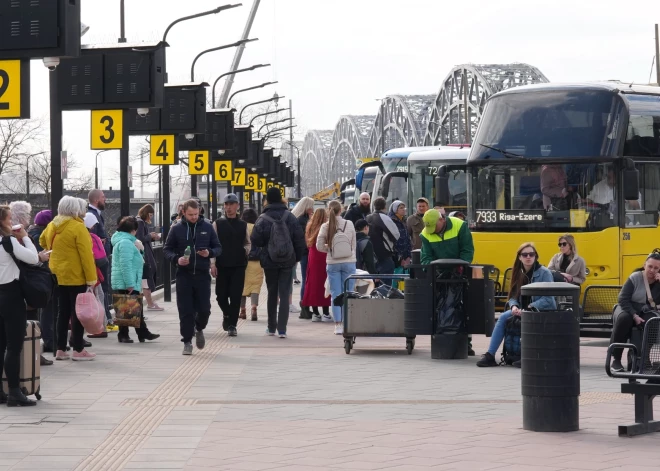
left=547, top=234, right=586, bottom=286
left=477, top=242, right=556, bottom=368
left=609, top=252, right=660, bottom=372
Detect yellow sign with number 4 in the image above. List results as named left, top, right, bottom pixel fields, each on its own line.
left=150, top=135, right=176, bottom=165
left=91, top=110, right=123, bottom=149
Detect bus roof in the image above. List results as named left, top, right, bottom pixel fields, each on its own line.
left=381, top=146, right=441, bottom=159
left=408, top=147, right=471, bottom=162
left=493, top=82, right=660, bottom=98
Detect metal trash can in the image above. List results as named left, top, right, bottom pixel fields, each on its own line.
left=466, top=264, right=495, bottom=337
left=520, top=282, right=580, bottom=432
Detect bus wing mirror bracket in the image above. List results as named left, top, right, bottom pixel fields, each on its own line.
left=434, top=166, right=450, bottom=206
left=623, top=159, right=639, bottom=201
left=381, top=171, right=408, bottom=199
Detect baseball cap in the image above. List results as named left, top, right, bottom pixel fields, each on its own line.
left=416, top=197, right=430, bottom=205
left=223, top=193, right=239, bottom=204
left=422, top=209, right=442, bottom=232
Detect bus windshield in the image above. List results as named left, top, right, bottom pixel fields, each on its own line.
left=383, top=157, right=408, bottom=173
left=470, top=89, right=625, bottom=161
left=408, top=160, right=467, bottom=211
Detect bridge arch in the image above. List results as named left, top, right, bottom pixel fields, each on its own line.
left=328, top=115, right=374, bottom=184
left=300, top=130, right=333, bottom=195
left=424, top=63, right=549, bottom=145
left=367, top=95, right=434, bottom=157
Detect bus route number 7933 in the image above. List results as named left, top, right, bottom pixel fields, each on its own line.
left=476, top=210, right=497, bottom=223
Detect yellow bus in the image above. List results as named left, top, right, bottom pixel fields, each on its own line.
left=460, top=82, right=660, bottom=292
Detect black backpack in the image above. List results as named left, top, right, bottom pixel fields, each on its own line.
left=501, top=315, right=521, bottom=365
left=355, top=237, right=378, bottom=271
left=1, top=236, right=53, bottom=308
left=261, top=213, right=295, bottom=263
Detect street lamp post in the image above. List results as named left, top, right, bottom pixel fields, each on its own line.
left=95, top=149, right=111, bottom=189
left=263, top=125, right=296, bottom=141
left=163, top=4, right=242, bottom=43
left=212, top=64, right=270, bottom=107
left=248, top=107, right=289, bottom=127
left=257, top=117, right=293, bottom=137
left=228, top=82, right=278, bottom=108
left=239, top=93, right=282, bottom=124
left=286, top=141, right=302, bottom=198
left=190, top=38, right=257, bottom=82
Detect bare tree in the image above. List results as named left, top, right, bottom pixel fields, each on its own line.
left=0, top=118, right=47, bottom=187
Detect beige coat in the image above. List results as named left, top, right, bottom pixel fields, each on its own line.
left=548, top=252, right=586, bottom=285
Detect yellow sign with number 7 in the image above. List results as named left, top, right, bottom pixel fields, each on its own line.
left=231, top=167, right=246, bottom=186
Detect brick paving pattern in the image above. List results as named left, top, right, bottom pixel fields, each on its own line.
left=0, top=275, right=657, bottom=470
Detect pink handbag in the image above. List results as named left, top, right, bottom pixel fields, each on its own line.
left=75, top=288, right=105, bottom=335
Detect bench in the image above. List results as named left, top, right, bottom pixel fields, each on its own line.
left=606, top=317, right=660, bottom=437
left=580, top=285, right=620, bottom=335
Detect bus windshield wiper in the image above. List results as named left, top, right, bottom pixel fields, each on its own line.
left=480, top=144, right=526, bottom=160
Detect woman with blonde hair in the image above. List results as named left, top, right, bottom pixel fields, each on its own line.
left=292, top=197, right=315, bottom=317
left=476, top=242, right=555, bottom=368
left=547, top=234, right=586, bottom=286
left=317, top=200, right=357, bottom=335
left=302, top=208, right=332, bottom=322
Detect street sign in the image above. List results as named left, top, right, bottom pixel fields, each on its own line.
left=231, top=167, right=246, bottom=187
left=215, top=160, right=233, bottom=181
left=61, top=151, right=68, bottom=180
left=278, top=186, right=285, bottom=198
left=150, top=135, right=177, bottom=165
left=0, top=59, right=30, bottom=119
left=266, top=181, right=274, bottom=191
left=258, top=178, right=267, bottom=194
left=244, top=192, right=250, bottom=203
left=245, top=173, right=257, bottom=191
left=91, top=110, right=123, bottom=149
left=188, top=150, right=209, bottom=175
left=0, top=1, right=81, bottom=60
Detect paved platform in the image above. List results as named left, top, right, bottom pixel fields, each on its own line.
left=0, top=277, right=657, bottom=471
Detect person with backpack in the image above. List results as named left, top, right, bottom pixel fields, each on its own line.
left=476, top=242, right=556, bottom=368
left=317, top=200, right=357, bottom=335
left=367, top=197, right=400, bottom=275
left=302, top=208, right=332, bottom=322
left=210, top=194, right=250, bottom=337
left=163, top=199, right=222, bottom=355
left=250, top=188, right=306, bottom=338
left=354, top=219, right=376, bottom=274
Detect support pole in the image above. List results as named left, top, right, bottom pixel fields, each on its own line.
left=119, top=110, right=131, bottom=216
left=49, top=72, right=63, bottom=214
left=211, top=168, right=218, bottom=221
left=162, top=165, right=171, bottom=302
left=463, top=69, right=471, bottom=145
left=656, top=24, right=660, bottom=85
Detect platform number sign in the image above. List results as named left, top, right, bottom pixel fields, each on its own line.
left=245, top=173, right=257, bottom=191
left=150, top=135, right=176, bottom=165
left=91, top=110, right=123, bottom=149
left=231, top=167, right=246, bottom=187
left=0, top=60, right=30, bottom=119
left=258, top=177, right=266, bottom=194
left=188, top=151, right=209, bottom=175
left=215, top=161, right=233, bottom=181
left=266, top=181, right=274, bottom=191
left=278, top=186, right=285, bottom=198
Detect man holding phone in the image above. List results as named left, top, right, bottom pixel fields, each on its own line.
left=164, top=199, right=222, bottom=355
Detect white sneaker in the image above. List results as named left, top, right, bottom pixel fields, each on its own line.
left=312, top=314, right=322, bottom=322
left=289, top=304, right=301, bottom=313
left=334, top=324, right=343, bottom=335
left=321, top=314, right=334, bottom=323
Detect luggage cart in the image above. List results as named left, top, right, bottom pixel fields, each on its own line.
left=342, top=274, right=414, bottom=354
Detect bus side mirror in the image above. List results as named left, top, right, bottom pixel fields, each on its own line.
left=434, top=166, right=450, bottom=206
left=623, top=163, right=639, bottom=201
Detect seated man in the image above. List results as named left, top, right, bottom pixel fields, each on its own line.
left=587, top=167, right=641, bottom=211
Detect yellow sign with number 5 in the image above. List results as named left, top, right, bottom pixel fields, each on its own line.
left=188, top=151, right=209, bottom=175
left=215, top=160, right=233, bottom=181
left=91, top=110, right=123, bottom=149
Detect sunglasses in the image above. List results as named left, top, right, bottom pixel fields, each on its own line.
left=520, top=252, right=536, bottom=258
left=558, top=242, right=568, bottom=247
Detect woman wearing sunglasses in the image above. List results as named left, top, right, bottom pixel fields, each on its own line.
left=547, top=234, right=586, bottom=286
left=609, top=252, right=660, bottom=372
left=477, top=242, right=556, bottom=367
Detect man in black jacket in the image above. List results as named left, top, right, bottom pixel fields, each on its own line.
left=210, top=194, right=250, bottom=337
left=366, top=197, right=400, bottom=275
left=344, top=192, right=371, bottom=225
left=164, top=199, right=222, bottom=355
left=251, top=188, right=306, bottom=337
left=355, top=219, right=377, bottom=274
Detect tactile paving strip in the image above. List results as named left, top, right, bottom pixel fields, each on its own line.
left=75, top=326, right=234, bottom=471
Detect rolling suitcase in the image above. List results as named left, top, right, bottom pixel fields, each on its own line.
left=1, top=321, right=41, bottom=400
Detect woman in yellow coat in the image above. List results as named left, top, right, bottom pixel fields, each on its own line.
left=240, top=209, right=264, bottom=322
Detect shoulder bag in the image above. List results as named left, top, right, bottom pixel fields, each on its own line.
left=1, top=236, right=53, bottom=308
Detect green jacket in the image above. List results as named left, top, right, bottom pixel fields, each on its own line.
left=420, top=216, right=474, bottom=265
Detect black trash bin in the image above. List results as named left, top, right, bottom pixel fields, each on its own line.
left=520, top=282, right=581, bottom=432
left=466, top=264, right=495, bottom=337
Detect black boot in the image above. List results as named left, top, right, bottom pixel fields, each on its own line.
left=118, top=335, right=134, bottom=344
left=7, top=388, right=36, bottom=407
left=299, top=305, right=312, bottom=320
left=138, top=332, right=160, bottom=343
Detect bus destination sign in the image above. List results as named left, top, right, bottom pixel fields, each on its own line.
left=475, top=209, right=545, bottom=227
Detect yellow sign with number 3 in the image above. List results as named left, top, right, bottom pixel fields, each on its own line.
left=91, top=110, right=123, bottom=149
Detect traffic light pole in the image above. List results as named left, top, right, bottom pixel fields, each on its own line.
left=49, top=72, right=63, bottom=214
left=120, top=109, right=131, bottom=216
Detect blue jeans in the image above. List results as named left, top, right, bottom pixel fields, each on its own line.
left=487, top=309, right=513, bottom=356
left=327, top=262, right=356, bottom=322
left=300, top=253, right=308, bottom=301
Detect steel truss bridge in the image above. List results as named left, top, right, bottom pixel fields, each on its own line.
left=299, top=63, right=549, bottom=195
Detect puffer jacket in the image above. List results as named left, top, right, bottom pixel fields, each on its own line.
left=388, top=210, right=412, bottom=262
left=40, top=216, right=96, bottom=286
left=110, top=231, right=144, bottom=293
left=251, top=203, right=306, bottom=269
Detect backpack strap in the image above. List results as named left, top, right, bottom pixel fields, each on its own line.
left=644, top=274, right=657, bottom=309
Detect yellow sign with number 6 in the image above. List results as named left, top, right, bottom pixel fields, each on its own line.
left=215, top=160, right=233, bottom=181
left=91, top=110, right=123, bottom=150
left=231, top=167, right=246, bottom=186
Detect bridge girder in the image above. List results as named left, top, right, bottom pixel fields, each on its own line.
left=328, top=115, right=374, bottom=185
left=301, top=130, right=333, bottom=196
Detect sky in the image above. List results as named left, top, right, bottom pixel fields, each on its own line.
left=21, top=0, right=660, bottom=196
